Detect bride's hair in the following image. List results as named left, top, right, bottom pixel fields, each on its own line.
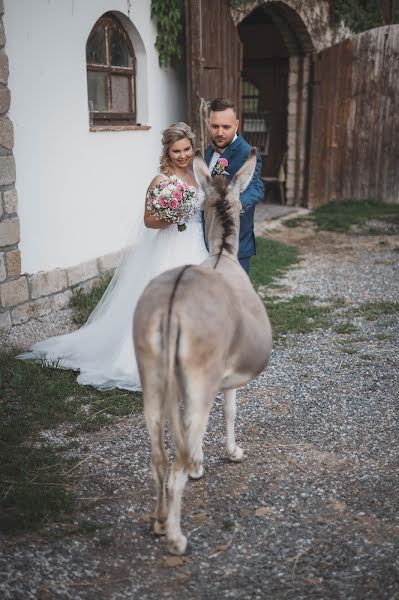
left=159, top=122, right=195, bottom=175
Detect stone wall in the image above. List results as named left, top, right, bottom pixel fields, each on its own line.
left=0, top=0, right=120, bottom=334
left=232, top=0, right=347, bottom=51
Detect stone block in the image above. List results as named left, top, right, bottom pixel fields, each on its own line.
left=67, top=259, right=99, bottom=287
left=97, top=250, right=122, bottom=273
left=29, top=268, right=67, bottom=299
left=52, top=289, right=73, bottom=310
left=0, top=276, right=28, bottom=307
left=0, top=49, right=8, bottom=85
left=0, top=1, right=4, bottom=16
left=6, top=249, right=20, bottom=277
left=0, top=116, right=13, bottom=149
left=11, top=296, right=52, bottom=325
left=288, top=113, right=297, bottom=127
left=287, top=131, right=296, bottom=147
left=0, top=20, right=4, bottom=48
left=0, top=156, right=16, bottom=186
left=3, top=189, right=17, bottom=214
left=0, top=309, right=11, bottom=333
left=0, top=217, right=19, bottom=246
left=0, top=86, right=10, bottom=114
left=0, top=250, right=5, bottom=280
left=289, top=56, right=300, bottom=71
left=289, top=71, right=298, bottom=87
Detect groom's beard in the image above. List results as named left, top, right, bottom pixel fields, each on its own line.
left=210, top=134, right=235, bottom=151
left=211, top=140, right=229, bottom=152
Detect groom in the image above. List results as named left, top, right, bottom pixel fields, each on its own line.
left=204, top=98, right=264, bottom=273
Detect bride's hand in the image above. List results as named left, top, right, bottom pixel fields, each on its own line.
left=144, top=209, right=170, bottom=229
left=144, top=175, right=171, bottom=229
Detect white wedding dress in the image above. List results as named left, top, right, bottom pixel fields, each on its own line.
left=18, top=185, right=208, bottom=391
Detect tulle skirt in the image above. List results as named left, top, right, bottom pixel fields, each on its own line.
left=17, top=220, right=208, bottom=391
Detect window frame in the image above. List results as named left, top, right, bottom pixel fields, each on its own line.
left=86, top=14, right=137, bottom=127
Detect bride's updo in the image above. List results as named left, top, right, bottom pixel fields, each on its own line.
left=159, top=122, right=195, bottom=175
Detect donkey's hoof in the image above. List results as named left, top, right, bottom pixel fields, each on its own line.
left=189, top=464, right=204, bottom=480
left=167, top=534, right=188, bottom=555
left=154, top=520, right=167, bottom=536
left=227, top=445, right=244, bottom=462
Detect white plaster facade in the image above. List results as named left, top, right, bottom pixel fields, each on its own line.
left=4, top=0, right=186, bottom=274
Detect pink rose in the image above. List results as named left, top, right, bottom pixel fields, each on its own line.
left=173, top=190, right=183, bottom=201
left=169, top=199, right=179, bottom=209
left=219, top=157, right=228, bottom=167
left=158, top=195, right=167, bottom=208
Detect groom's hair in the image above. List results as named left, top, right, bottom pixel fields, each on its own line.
left=209, top=98, right=237, bottom=115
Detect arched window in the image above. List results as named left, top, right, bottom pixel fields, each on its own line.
left=86, top=13, right=136, bottom=126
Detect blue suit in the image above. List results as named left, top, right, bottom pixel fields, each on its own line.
left=204, top=134, right=264, bottom=270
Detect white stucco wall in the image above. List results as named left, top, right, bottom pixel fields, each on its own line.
left=4, top=0, right=186, bottom=273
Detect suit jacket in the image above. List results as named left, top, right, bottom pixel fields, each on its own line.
left=204, top=134, right=264, bottom=259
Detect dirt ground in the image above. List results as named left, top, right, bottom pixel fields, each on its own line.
left=1, top=219, right=398, bottom=600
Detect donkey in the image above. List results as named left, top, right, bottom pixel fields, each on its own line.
left=133, top=149, right=272, bottom=555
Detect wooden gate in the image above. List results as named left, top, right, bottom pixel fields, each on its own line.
left=185, top=0, right=242, bottom=153
left=307, top=25, right=399, bottom=207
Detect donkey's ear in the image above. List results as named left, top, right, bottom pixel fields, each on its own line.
left=228, top=148, right=257, bottom=195
left=193, top=150, right=211, bottom=191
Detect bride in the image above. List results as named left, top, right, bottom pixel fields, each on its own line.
left=18, top=122, right=208, bottom=390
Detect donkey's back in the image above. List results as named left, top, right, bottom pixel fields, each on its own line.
left=134, top=262, right=271, bottom=392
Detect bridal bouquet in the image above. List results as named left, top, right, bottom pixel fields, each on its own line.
left=146, top=176, right=198, bottom=232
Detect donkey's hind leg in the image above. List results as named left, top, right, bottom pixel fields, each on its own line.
left=223, top=388, right=244, bottom=462
left=184, top=383, right=215, bottom=479
left=144, top=388, right=168, bottom=536
left=166, top=452, right=189, bottom=555
left=166, top=386, right=214, bottom=554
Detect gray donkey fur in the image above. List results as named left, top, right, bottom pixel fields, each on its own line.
left=133, top=149, right=272, bottom=554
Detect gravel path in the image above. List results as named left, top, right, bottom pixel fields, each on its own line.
left=1, top=223, right=398, bottom=600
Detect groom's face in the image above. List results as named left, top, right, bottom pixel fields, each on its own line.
left=208, top=108, right=239, bottom=150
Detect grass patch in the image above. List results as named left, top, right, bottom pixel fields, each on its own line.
left=283, top=200, right=399, bottom=233
left=314, top=199, right=399, bottom=233
left=283, top=216, right=313, bottom=229
left=265, top=296, right=333, bottom=341
left=0, top=349, right=141, bottom=534
left=70, top=275, right=112, bottom=326
left=250, top=239, right=335, bottom=341
left=333, top=323, right=358, bottom=335
left=348, top=301, right=399, bottom=321
left=250, top=237, right=299, bottom=291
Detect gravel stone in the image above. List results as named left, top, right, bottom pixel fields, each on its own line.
left=0, top=217, right=398, bottom=599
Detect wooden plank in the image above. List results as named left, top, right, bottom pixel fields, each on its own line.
left=308, top=24, right=399, bottom=207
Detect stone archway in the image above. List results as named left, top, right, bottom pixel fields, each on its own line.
left=233, top=0, right=344, bottom=206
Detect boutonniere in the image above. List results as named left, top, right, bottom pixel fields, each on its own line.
left=213, top=157, right=229, bottom=176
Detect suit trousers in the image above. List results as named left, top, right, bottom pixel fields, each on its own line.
left=239, top=257, right=250, bottom=273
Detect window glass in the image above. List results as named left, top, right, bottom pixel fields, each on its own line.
left=87, top=71, right=108, bottom=111
left=111, top=76, right=131, bottom=112
left=86, top=26, right=105, bottom=65
left=242, top=80, right=260, bottom=113
left=109, top=29, right=131, bottom=67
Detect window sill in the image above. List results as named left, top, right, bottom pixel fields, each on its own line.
left=90, top=124, right=151, bottom=132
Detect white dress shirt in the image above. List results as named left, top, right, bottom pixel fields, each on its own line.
left=208, top=134, right=238, bottom=174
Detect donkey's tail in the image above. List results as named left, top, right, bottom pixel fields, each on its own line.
left=163, top=266, right=191, bottom=457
